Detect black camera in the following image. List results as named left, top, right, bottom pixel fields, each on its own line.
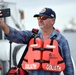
left=0, top=8, right=10, bottom=18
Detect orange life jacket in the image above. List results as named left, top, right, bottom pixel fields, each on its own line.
left=21, top=37, right=65, bottom=72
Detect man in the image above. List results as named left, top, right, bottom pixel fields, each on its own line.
left=0, top=7, right=74, bottom=75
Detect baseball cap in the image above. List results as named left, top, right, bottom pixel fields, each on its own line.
left=34, top=7, right=56, bottom=18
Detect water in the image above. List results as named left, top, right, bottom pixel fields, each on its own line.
left=62, top=32, right=76, bottom=65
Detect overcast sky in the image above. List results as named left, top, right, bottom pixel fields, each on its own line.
left=4, top=0, right=76, bottom=31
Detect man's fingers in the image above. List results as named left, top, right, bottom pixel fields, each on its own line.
left=0, top=11, right=2, bottom=14
left=0, top=11, right=1, bottom=12
left=0, top=11, right=2, bottom=18
left=0, top=14, right=2, bottom=16
left=0, top=11, right=2, bottom=19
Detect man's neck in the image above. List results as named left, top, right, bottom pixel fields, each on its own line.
left=42, top=28, right=53, bottom=35
left=41, top=28, right=54, bottom=40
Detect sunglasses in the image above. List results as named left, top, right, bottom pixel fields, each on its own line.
left=37, top=16, right=50, bottom=20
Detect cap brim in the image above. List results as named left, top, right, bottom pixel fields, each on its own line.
left=33, top=14, right=40, bottom=17
left=33, top=13, right=48, bottom=17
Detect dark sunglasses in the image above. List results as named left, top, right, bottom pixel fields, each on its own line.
left=37, top=16, right=51, bottom=20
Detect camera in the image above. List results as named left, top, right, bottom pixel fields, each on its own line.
left=0, top=8, right=10, bottom=18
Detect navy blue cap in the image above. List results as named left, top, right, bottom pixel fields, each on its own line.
left=34, top=8, right=56, bottom=18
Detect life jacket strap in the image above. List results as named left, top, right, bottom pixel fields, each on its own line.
left=23, top=59, right=28, bottom=62
left=34, top=59, right=50, bottom=63
left=33, top=48, right=53, bottom=52
left=23, top=59, right=50, bottom=63
left=57, top=60, right=65, bottom=64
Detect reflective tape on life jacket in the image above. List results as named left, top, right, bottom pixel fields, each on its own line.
left=21, top=38, right=65, bottom=72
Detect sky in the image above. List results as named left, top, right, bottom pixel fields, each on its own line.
left=3, top=0, right=76, bottom=31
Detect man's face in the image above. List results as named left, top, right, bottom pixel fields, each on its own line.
left=37, top=16, right=55, bottom=30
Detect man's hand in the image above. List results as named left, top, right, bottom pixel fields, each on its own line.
left=0, top=11, right=3, bottom=21
left=0, top=10, right=10, bottom=35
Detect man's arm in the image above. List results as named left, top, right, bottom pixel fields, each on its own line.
left=0, top=11, right=10, bottom=35
left=63, top=40, right=74, bottom=75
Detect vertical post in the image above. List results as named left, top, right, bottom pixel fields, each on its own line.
left=9, top=41, right=12, bottom=69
